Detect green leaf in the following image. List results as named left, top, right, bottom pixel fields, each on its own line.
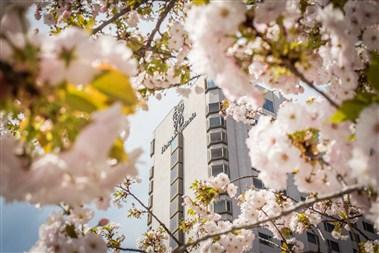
left=330, top=92, right=378, bottom=123
left=91, top=70, right=137, bottom=108
left=65, top=88, right=98, bottom=113
left=192, top=0, right=209, bottom=5
left=367, top=52, right=379, bottom=92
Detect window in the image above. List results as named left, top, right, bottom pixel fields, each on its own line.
left=208, top=131, right=227, bottom=145
left=148, top=195, right=153, bottom=209
left=149, top=180, right=153, bottom=194
left=253, top=177, right=264, bottom=189
left=170, top=149, right=183, bottom=168
left=170, top=164, right=183, bottom=184
left=170, top=212, right=183, bottom=232
left=207, top=102, right=220, bottom=115
left=208, top=116, right=225, bottom=129
left=263, top=99, right=274, bottom=112
left=206, top=79, right=217, bottom=90
left=170, top=179, right=183, bottom=200
left=306, top=232, right=318, bottom=244
left=327, top=240, right=340, bottom=252
left=149, top=166, right=154, bottom=180
left=210, top=163, right=229, bottom=176
left=170, top=134, right=183, bottom=152
left=363, top=221, right=375, bottom=233
left=170, top=195, right=183, bottom=217
left=147, top=213, right=152, bottom=226
left=214, top=199, right=232, bottom=214
left=173, top=230, right=184, bottom=243
left=324, top=222, right=335, bottom=232
left=258, top=232, right=274, bottom=247
left=150, top=139, right=155, bottom=156
left=208, top=147, right=228, bottom=162
left=349, top=232, right=360, bottom=242
left=170, top=231, right=184, bottom=249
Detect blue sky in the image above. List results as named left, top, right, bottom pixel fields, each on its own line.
left=0, top=90, right=180, bottom=252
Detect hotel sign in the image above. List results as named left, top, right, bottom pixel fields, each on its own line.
left=161, top=102, right=196, bottom=154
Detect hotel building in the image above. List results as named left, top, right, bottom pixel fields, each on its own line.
left=147, top=78, right=378, bottom=252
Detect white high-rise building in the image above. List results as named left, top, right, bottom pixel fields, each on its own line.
left=148, top=78, right=378, bottom=252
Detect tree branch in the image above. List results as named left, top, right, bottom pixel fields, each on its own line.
left=120, top=187, right=186, bottom=251
left=117, top=247, right=147, bottom=253
left=91, top=1, right=146, bottom=35
left=282, top=59, right=340, bottom=109
left=141, top=0, right=177, bottom=54
left=230, top=175, right=257, bottom=184
left=173, top=184, right=363, bottom=253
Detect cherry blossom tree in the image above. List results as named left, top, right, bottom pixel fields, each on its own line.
left=1, top=0, right=379, bottom=253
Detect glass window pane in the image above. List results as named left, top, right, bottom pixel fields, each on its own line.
left=171, top=164, right=183, bottom=184
left=211, top=148, right=222, bottom=159
left=206, top=80, right=217, bottom=89
left=324, top=222, right=335, bottom=232
left=214, top=199, right=231, bottom=214
left=209, top=117, right=224, bottom=128
left=171, top=137, right=178, bottom=151
left=307, top=232, right=318, bottom=244
left=253, top=177, right=264, bottom=189
left=327, top=240, right=340, bottom=252
left=149, top=180, right=153, bottom=194
left=363, top=221, right=375, bottom=233
left=210, top=132, right=222, bottom=143
left=208, top=103, right=220, bottom=114
left=263, top=99, right=274, bottom=112
left=211, top=164, right=224, bottom=176
left=214, top=200, right=225, bottom=213
left=170, top=212, right=183, bottom=232
left=258, top=232, right=273, bottom=247
left=171, top=149, right=182, bottom=168
left=170, top=179, right=183, bottom=199
left=149, top=166, right=154, bottom=179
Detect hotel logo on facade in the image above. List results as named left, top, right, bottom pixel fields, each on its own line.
left=161, top=102, right=196, bottom=154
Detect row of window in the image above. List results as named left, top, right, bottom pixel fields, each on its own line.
left=256, top=229, right=362, bottom=252
left=169, top=134, right=184, bottom=249
left=148, top=165, right=154, bottom=227
left=324, top=221, right=375, bottom=235
left=205, top=91, right=234, bottom=216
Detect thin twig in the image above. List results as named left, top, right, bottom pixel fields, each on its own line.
left=230, top=175, right=257, bottom=184
left=92, top=1, right=147, bottom=35
left=173, top=185, right=362, bottom=253
left=120, top=187, right=185, bottom=251
left=116, top=247, right=147, bottom=253
left=261, top=209, right=294, bottom=253
left=282, top=59, right=339, bottom=109
left=142, top=0, right=177, bottom=54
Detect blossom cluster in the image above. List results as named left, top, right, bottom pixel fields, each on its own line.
left=29, top=207, right=107, bottom=253
left=185, top=0, right=263, bottom=105
left=221, top=97, right=260, bottom=125
left=137, top=227, right=168, bottom=253
left=0, top=104, right=141, bottom=207
left=0, top=4, right=141, bottom=208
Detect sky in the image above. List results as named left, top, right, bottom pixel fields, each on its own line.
left=0, top=90, right=180, bottom=252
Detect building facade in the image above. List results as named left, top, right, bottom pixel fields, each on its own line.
left=148, top=78, right=378, bottom=252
